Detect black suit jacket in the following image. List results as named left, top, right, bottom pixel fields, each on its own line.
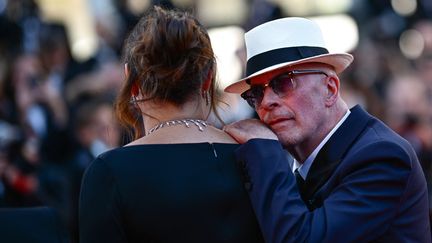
left=236, top=105, right=431, bottom=242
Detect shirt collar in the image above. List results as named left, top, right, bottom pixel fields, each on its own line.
left=291, top=110, right=351, bottom=179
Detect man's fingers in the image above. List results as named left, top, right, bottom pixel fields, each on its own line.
left=223, top=119, right=278, bottom=143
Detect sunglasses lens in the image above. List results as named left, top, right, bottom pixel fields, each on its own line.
left=240, top=75, right=293, bottom=108
left=240, top=90, right=253, bottom=107
left=270, top=75, right=295, bottom=95
left=241, top=86, right=264, bottom=107
left=240, top=70, right=325, bottom=108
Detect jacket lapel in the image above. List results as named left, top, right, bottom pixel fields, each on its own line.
left=300, top=105, right=372, bottom=201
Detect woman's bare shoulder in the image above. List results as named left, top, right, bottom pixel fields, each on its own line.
left=123, top=126, right=237, bottom=145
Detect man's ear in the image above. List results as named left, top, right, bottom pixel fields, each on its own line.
left=325, top=75, right=340, bottom=107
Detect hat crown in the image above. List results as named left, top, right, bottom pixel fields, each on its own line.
left=245, top=17, right=326, bottom=60
left=223, top=16, right=353, bottom=94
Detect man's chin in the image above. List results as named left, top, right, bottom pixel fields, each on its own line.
left=276, top=133, right=300, bottom=147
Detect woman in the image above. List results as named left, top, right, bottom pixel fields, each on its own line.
left=79, top=6, right=264, bottom=243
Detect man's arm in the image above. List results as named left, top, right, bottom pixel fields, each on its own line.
left=224, top=120, right=425, bottom=243
left=235, top=138, right=419, bottom=243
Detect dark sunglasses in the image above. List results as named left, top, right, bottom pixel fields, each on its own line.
left=241, top=69, right=328, bottom=108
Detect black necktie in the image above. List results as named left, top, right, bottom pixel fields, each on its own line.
left=294, top=168, right=305, bottom=190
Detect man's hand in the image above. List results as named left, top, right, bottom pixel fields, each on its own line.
left=223, top=119, right=278, bottom=144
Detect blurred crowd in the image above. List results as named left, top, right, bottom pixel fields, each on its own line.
left=0, top=0, right=431, bottom=241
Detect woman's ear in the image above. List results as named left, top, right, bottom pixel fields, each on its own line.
left=202, top=69, right=212, bottom=91
left=126, top=63, right=140, bottom=97
left=131, top=83, right=139, bottom=97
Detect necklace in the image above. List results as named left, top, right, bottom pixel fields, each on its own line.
left=146, top=119, right=209, bottom=135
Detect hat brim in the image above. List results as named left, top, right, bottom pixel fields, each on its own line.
left=224, top=53, right=353, bottom=94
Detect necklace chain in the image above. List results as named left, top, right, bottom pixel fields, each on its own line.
left=146, top=119, right=209, bottom=135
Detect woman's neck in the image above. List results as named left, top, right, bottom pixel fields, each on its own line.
left=141, top=100, right=208, bottom=133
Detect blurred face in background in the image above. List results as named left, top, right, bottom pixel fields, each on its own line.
left=76, top=101, right=121, bottom=157
left=93, top=104, right=120, bottom=149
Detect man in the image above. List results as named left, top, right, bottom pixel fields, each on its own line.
left=224, top=17, right=431, bottom=242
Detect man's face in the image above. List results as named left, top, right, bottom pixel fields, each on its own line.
left=246, top=63, right=334, bottom=148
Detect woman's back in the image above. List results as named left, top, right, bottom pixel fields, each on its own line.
left=79, top=143, right=264, bottom=242
left=79, top=6, right=264, bottom=242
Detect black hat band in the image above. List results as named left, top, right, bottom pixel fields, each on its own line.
left=246, top=46, right=329, bottom=76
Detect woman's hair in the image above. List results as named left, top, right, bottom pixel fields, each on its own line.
left=115, top=6, right=221, bottom=140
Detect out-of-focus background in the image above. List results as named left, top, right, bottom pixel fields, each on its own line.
left=0, top=0, right=431, bottom=241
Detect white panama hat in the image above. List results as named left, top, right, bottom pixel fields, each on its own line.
left=224, top=17, right=354, bottom=94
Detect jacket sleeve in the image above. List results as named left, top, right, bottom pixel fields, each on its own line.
left=235, top=138, right=419, bottom=243
left=79, top=157, right=128, bottom=243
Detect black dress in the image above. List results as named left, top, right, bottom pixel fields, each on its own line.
left=79, top=143, right=264, bottom=243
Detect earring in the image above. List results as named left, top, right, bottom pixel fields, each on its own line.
left=130, top=96, right=140, bottom=110
left=130, top=96, right=137, bottom=104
